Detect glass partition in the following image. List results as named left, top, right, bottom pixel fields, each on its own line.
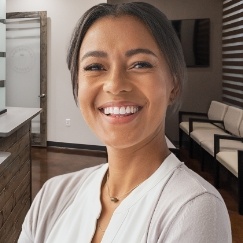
left=6, top=11, right=47, bottom=146
left=6, top=17, right=40, bottom=133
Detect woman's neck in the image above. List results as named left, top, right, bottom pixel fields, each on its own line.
left=105, top=135, right=170, bottom=198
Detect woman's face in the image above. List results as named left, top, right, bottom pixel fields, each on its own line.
left=78, top=15, right=175, bottom=149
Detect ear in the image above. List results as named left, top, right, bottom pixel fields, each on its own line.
left=169, top=82, right=180, bottom=105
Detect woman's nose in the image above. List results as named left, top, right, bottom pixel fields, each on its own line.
left=103, top=67, right=132, bottom=95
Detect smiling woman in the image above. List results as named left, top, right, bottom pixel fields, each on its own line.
left=18, top=2, right=231, bottom=243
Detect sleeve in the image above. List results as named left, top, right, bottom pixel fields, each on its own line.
left=17, top=185, right=45, bottom=243
left=159, top=193, right=232, bottom=243
left=18, top=224, right=33, bottom=243
left=17, top=179, right=55, bottom=243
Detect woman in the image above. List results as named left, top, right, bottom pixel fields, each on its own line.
left=18, top=2, right=231, bottom=243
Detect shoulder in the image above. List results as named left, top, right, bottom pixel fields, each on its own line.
left=160, top=162, right=227, bottom=217
left=161, top=154, right=221, bottom=201
left=169, top=163, right=223, bottom=201
left=160, top=165, right=232, bottom=242
left=161, top=154, right=223, bottom=204
left=148, top=160, right=231, bottom=242
left=156, top=154, right=224, bottom=212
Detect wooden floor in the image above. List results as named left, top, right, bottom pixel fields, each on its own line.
left=31, top=146, right=243, bottom=242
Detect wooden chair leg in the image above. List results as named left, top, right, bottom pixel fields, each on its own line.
left=214, top=159, right=220, bottom=189
left=189, top=137, right=193, bottom=158
left=179, top=128, right=183, bottom=148
left=238, top=151, right=243, bottom=215
left=200, top=147, right=205, bottom=171
left=239, top=181, right=243, bottom=215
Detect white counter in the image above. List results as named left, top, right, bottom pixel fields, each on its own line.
left=0, top=107, right=41, bottom=137
left=0, top=107, right=40, bottom=241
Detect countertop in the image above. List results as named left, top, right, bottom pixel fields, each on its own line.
left=0, top=107, right=42, bottom=137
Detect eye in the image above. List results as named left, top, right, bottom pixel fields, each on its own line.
left=131, top=61, right=153, bottom=69
left=83, top=63, right=106, bottom=71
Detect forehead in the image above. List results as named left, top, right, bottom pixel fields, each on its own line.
left=80, top=15, right=160, bottom=53
left=87, top=14, right=149, bottom=34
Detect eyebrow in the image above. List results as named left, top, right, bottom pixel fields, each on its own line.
left=125, top=48, right=158, bottom=58
left=80, top=48, right=157, bottom=61
left=80, top=51, right=107, bottom=61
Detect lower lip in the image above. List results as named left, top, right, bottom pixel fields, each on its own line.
left=100, top=111, right=141, bottom=124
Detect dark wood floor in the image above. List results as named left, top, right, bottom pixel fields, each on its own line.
left=31, top=147, right=243, bottom=243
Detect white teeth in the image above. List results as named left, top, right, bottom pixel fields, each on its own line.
left=126, top=107, right=131, bottom=113
left=120, top=107, right=126, bottom=114
left=102, top=106, right=140, bottom=115
left=104, top=108, right=109, bottom=114
left=113, top=107, right=119, bottom=114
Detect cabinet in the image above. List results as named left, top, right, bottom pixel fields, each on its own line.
left=0, top=107, right=41, bottom=242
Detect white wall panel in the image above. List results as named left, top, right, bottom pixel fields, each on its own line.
left=0, top=23, right=6, bottom=52
left=0, top=0, right=5, bottom=19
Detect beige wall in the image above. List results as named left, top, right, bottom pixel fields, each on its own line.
left=109, top=0, right=223, bottom=143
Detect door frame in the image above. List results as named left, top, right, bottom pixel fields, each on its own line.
left=6, top=11, right=47, bottom=146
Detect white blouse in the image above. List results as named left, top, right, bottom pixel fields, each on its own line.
left=46, top=154, right=182, bottom=243
left=19, top=153, right=231, bottom=243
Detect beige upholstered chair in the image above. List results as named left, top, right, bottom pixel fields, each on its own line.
left=189, top=106, right=243, bottom=169
left=201, top=118, right=243, bottom=156
left=214, top=145, right=243, bottom=214
left=179, top=101, right=228, bottom=148
left=190, top=106, right=243, bottom=147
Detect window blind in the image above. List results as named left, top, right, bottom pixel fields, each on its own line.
left=222, top=0, right=243, bottom=108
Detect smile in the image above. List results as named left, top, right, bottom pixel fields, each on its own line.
left=100, top=106, right=141, bottom=116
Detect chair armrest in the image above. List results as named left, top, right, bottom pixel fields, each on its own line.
left=214, top=134, right=243, bottom=156
left=179, top=111, right=207, bottom=123
left=189, top=118, right=224, bottom=133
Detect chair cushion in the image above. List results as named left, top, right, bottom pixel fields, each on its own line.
left=207, top=101, right=228, bottom=120
left=179, top=121, right=216, bottom=135
left=201, top=139, right=243, bottom=156
left=190, top=128, right=227, bottom=145
left=223, top=106, right=243, bottom=136
left=216, top=151, right=238, bottom=177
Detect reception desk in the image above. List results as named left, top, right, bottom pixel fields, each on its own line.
left=0, top=107, right=41, bottom=243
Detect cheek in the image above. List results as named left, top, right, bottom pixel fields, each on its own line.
left=77, top=81, right=92, bottom=116
left=77, top=79, right=100, bottom=125
left=77, top=77, right=92, bottom=102
left=77, top=88, right=86, bottom=111
left=148, top=81, right=172, bottom=107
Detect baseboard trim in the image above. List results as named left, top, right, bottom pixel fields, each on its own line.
left=47, top=141, right=106, bottom=152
